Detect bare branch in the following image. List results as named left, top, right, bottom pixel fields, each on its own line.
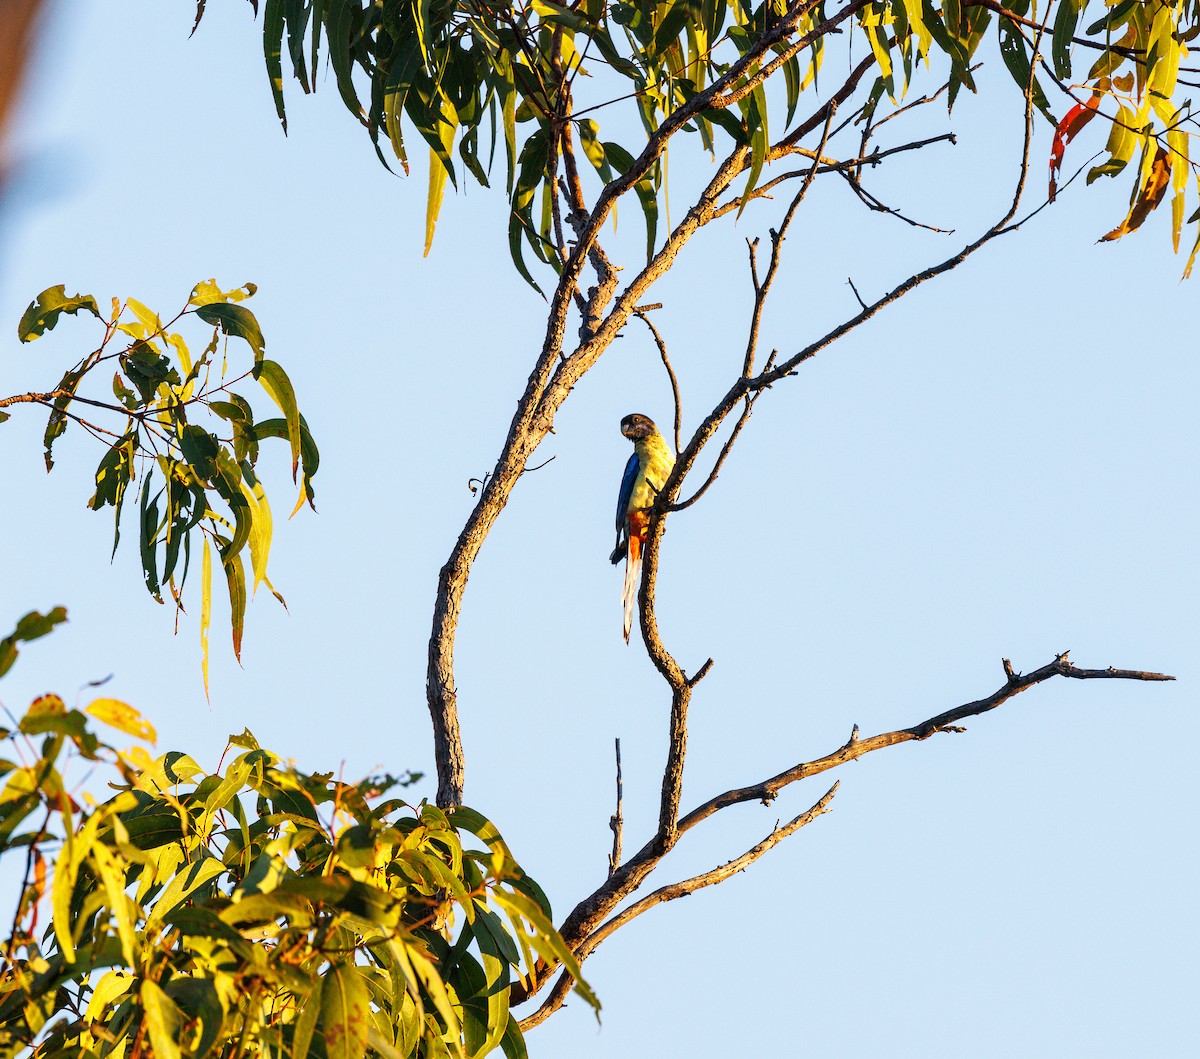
left=677, top=656, right=1174, bottom=834
left=511, top=654, right=1171, bottom=1014
left=744, top=102, right=838, bottom=378
left=687, top=658, right=714, bottom=688
left=633, top=309, right=682, bottom=455
left=607, top=738, right=623, bottom=878
left=519, top=783, right=839, bottom=1031
left=597, top=783, right=838, bottom=946
left=837, top=168, right=956, bottom=233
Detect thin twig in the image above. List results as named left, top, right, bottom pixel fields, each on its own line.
left=607, top=738, right=623, bottom=878
left=743, top=101, right=838, bottom=378
left=633, top=310, right=682, bottom=454
left=669, top=394, right=756, bottom=512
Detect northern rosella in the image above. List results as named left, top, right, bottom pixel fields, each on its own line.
left=610, top=413, right=675, bottom=643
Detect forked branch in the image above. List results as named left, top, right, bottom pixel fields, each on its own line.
left=513, top=655, right=1172, bottom=1023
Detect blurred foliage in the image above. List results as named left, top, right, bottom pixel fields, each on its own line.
left=0, top=610, right=596, bottom=1057
left=210, top=0, right=1200, bottom=279
left=2, top=282, right=319, bottom=688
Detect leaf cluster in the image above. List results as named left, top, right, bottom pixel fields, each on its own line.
left=1033, top=0, right=1200, bottom=262
left=0, top=612, right=596, bottom=1058
left=209, top=0, right=1200, bottom=279
left=4, top=283, right=320, bottom=687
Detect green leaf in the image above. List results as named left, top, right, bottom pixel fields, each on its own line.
left=576, top=119, right=614, bottom=183
left=121, top=344, right=182, bottom=402
left=17, top=285, right=100, bottom=342
left=43, top=365, right=85, bottom=472
left=1052, top=0, right=1085, bottom=80
left=194, top=302, right=266, bottom=363
left=997, top=16, right=1055, bottom=125
left=146, top=855, right=227, bottom=928
left=139, top=476, right=163, bottom=603
left=255, top=413, right=319, bottom=512
left=293, top=976, right=323, bottom=1058
left=264, top=0, right=288, bottom=131
left=327, top=0, right=364, bottom=122
left=737, top=83, right=770, bottom=218
left=120, top=796, right=187, bottom=849
left=224, top=551, right=247, bottom=663
left=214, top=452, right=252, bottom=563
left=141, top=980, right=184, bottom=1059
left=0, top=608, right=67, bottom=680
left=469, top=922, right=511, bottom=1058
left=321, top=962, right=371, bottom=1059
left=254, top=360, right=302, bottom=480
left=493, top=888, right=599, bottom=1015
left=163, top=977, right=225, bottom=1059
left=604, top=141, right=658, bottom=261
left=499, top=1013, right=528, bottom=1059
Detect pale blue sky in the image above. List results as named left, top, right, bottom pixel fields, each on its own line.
left=1, top=3, right=1196, bottom=1056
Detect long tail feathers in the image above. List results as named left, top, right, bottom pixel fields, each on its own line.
left=622, top=534, right=642, bottom=644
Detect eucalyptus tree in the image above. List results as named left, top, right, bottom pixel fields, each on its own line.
left=228, top=0, right=1190, bottom=1032
left=1, top=0, right=1193, bottom=1053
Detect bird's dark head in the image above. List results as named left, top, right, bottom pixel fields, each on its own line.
left=620, top=413, right=657, bottom=441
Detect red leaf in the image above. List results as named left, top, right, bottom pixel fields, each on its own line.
left=1049, top=96, right=1101, bottom=201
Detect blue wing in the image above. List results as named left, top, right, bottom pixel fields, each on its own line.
left=615, top=452, right=639, bottom=530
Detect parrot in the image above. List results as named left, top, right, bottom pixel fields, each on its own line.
left=610, top=413, right=675, bottom=643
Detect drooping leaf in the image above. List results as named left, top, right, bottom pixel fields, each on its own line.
left=1049, top=96, right=1101, bottom=201
left=293, top=976, right=323, bottom=1059
left=141, top=980, right=184, bottom=1059
left=224, top=550, right=247, bottom=664
left=194, top=302, right=266, bottom=363
left=1051, top=0, right=1085, bottom=79
left=321, top=962, right=371, bottom=1059
left=264, top=0, right=288, bottom=130
left=254, top=360, right=302, bottom=480
left=42, top=365, right=86, bottom=472
left=1100, top=144, right=1172, bottom=241
left=254, top=414, right=319, bottom=513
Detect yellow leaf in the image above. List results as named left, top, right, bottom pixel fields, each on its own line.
left=120, top=744, right=155, bottom=772
left=239, top=472, right=273, bottom=594
left=29, top=693, right=66, bottom=718
left=126, top=297, right=163, bottom=338
left=201, top=536, right=212, bottom=701
left=86, top=698, right=157, bottom=742
left=425, top=149, right=449, bottom=258
left=1100, top=145, right=1171, bottom=241
left=424, top=97, right=457, bottom=257
left=1183, top=172, right=1200, bottom=278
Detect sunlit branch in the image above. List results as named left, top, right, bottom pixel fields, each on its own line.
left=519, top=783, right=839, bottom=1030
left=678, top=655, right=1173, bottom=833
